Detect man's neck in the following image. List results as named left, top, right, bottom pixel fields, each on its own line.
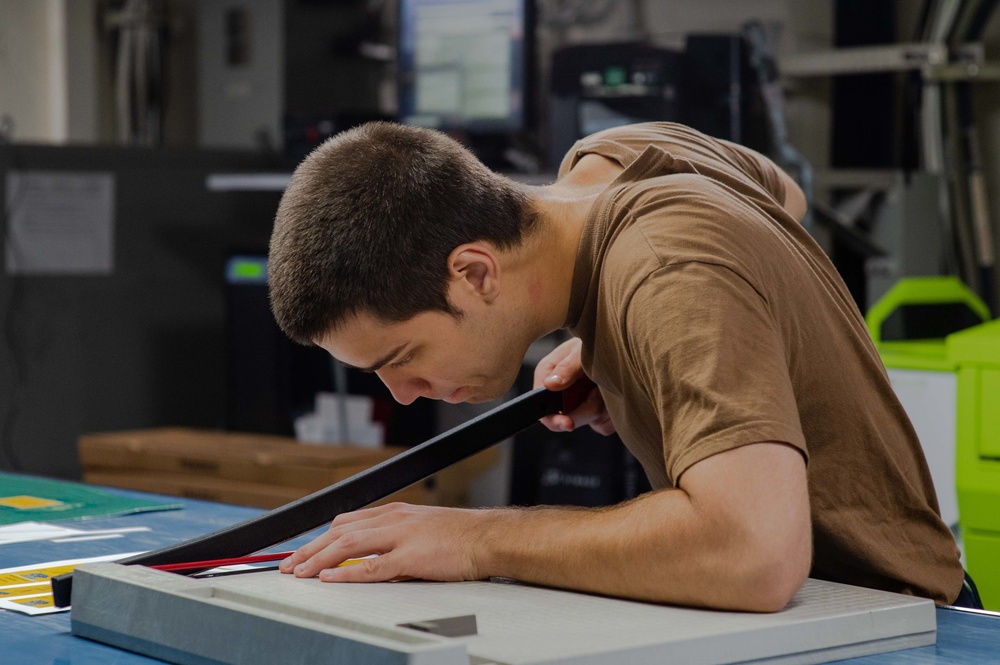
left=499, top=155, right=624, bottom=340
left=518, top=185, right=605, bottom=335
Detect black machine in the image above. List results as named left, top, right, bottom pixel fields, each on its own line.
left=548, top=35, right=769, bottom=167
left=509, top=364, right=651, bottom=509
left=510, top=421, right=651, bottom=508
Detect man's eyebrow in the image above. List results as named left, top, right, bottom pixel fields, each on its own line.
left=339, top=342, right=409, bottom=373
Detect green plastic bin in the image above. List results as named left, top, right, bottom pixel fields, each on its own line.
left=866, top=276, right=991, bottom=372
left=948, top=319, right=1000, bottom=610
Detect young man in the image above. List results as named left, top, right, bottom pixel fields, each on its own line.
left=267, top=122, right=964, bottom=611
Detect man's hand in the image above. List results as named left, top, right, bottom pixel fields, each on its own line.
left=279, top=503, right=492, bottom=583
left=534, top=337, right=616, bottom=435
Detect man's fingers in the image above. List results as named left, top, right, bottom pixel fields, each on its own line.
left=533, top=338, right=583, bottom=388
left=281, top=521, right=364, bottom=572
left=319, top=553, right=407, bottom=583
left=328, top=502, right=407, bottom=528
left=539, top=386, right=607, bottom=433
left=280, top=504, right=410, bottom=572
left=280, top=532, right=338, bottom=572
left=548, top=386, right=616, bottom=435
left=546, top=350, right=583, bottom=386
left=291, top=528, right=389, bottom=578
left=540, top=413, right=576, bottom=432
left=533, top=351, right=565, bottom=387
left=542, top=372, right=568, bottom=390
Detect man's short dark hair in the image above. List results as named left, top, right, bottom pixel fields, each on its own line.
left=268, top=122, right=537, bottom=345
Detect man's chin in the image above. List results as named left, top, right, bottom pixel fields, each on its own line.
left=466, top=379, right=520, bottom=404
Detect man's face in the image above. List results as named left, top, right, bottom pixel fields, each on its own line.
left=314, top=304, right=526, bottom=406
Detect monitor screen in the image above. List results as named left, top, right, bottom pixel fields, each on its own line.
left=398, top=0, right=529, bottom=133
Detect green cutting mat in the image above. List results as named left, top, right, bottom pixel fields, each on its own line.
left=0, top=472, right=181, bottom=525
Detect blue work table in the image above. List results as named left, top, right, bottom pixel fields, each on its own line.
left=1, top=486, right=997, bottom=665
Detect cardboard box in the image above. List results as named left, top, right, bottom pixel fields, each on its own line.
left=79, top=428, right=403, bottom=490
left=78, top=428, right=424, bottom=509
left=82, top=469, right=426, bottom=510
left=79, top=427, right=496, bottom=510
left=427, top=448, right=500, bottom=507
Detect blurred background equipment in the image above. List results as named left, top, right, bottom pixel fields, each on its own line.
left=105, top=0, right=170, bottom=146
left=547, top=34, right=773, bottom=169
left=397, top=0, right=536, bottom=169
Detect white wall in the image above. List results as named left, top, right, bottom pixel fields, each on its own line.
left=0, top=0, right=99, bottom=143
left=0, top=0, right=61, bottom=142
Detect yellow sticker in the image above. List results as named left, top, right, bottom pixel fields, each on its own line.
left=0, top=495, right=64, bottom=510
left=0, top=584, right=50, bottom=598
left=11, top=594, right=54, bottom=608
left=0, top=565, right=75, bottom=586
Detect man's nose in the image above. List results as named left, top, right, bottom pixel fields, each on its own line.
left=379, top=372, right=432, bottom=406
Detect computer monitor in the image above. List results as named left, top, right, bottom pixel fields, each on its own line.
left=398, top=0, right=532, bottom=135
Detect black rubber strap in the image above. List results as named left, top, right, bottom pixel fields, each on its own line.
left=52, top=386, right=579, bottom=606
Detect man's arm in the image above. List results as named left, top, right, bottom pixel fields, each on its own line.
left=280, top=440, right=811, bottom=613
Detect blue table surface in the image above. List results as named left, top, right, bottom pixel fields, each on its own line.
left=1, top=485, right=998, bottom=665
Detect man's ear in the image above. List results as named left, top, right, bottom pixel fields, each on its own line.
left=447, top=243, right=501, bottom=304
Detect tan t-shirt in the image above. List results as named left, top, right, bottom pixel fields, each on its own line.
left=558, top=122, right=964, bottom=604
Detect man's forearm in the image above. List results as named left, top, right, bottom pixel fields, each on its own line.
left=475, top=487, right=803, bottom=612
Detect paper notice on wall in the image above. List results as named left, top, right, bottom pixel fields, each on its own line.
left=4, top=171, right=115, bottom=275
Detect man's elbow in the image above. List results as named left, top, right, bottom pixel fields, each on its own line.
left=779, top=171, right=808, bottom=223
left=738, top=536, right=812, bottom=613
left=743, top=556, right=810, bottom=612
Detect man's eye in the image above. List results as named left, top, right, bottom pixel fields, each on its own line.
left=391, top=354, right=413, bottom=369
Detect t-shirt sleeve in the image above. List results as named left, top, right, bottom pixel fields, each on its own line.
left=716, top=140, right=788, bottom=206
left=624, top=261, right=807, bottom=483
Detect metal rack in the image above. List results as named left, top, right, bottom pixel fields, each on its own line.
left=779, top=0, right=1000, bottom=313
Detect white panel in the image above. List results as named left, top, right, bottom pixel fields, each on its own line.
left=887, top=368, right=958, bottom=527
left=72, top=564, right=936, bottom=665
left=197, top=0, right=284, bottom=149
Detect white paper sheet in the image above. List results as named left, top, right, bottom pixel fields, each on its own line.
left=0, top=521, right=149, bottom=546
left=4, top=170, right=115, bottom=275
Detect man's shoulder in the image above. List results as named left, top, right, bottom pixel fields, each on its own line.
left=560, top=122, right=722, bottom=177
left=577, top=121, right=707, bottom=148
left=603, top=174, right=767, bottom=258
left=592, top=180, right=781, bottom=315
